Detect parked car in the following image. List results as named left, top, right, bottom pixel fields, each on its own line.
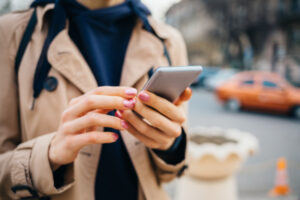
left=215, top=71, right=300, bottom=118
left=203, top=69, right=237, bottom=91
left=192, top=66, right=220, bottom=87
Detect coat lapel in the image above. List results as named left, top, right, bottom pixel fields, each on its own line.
left=47, top=21, right=166, bottom=93
left=46, top=12, right=168, bottom=92
left=47, top=29, right=98, bottom=93
left=120, top=20, right=165, bottom=87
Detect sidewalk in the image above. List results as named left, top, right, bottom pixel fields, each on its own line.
left=240, top=195, right=298, bottom=200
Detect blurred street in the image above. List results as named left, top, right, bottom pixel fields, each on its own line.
left=188, top=87, right=300, bottom=198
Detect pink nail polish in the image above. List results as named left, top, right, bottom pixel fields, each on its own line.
left=121, top=120, right=129, bottom=129
left=113, top=133, right=119, bottom=141
left=138, top=92, right=150, bottom=101
left=124, top=100, right=134, bottom=108
left=115, top=110, right=122, bottom=118
left=125, top=88, right=137, bottom=96
left=129, top=98, right=136, bottom=105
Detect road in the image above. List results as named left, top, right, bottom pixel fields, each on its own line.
left=186, top=88, right=300, bottom=197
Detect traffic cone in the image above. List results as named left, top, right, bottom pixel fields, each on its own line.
left=269, top=157, right=290, bottom=196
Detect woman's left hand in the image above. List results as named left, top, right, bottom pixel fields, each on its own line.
left=117, top=88, right=192, bottom=150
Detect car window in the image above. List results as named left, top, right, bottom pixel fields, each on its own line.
left=262, top=80, right=279, bottom=88
left=242, top=80, right=254, bottom=85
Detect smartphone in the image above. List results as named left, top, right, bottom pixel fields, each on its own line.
left=142, top=66, right=203, bottom=102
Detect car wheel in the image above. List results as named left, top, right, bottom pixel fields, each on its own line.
left=226, top=98, right=241, bottom=112
left=293, top=106, right=300, bottom=119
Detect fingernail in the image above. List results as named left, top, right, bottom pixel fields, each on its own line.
left=138, top=92, right=150, bottom=101
left=115, top=110, right=122, bottom=118
left=121, top=120, right=129, bottom=129
left=113, top=133, right=119, bottom=141
left=129, top=98, right=136, bottom=105
left=124, top=100, right=134, bottom=108
left=125, top=88, right=137, bottom=96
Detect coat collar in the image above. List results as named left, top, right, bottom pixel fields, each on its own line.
left=40, top=5, right=168, bottom=93
left=36, top=4, right=169, bottom=39
left=47, top=29, right=98, bottom=93
left=119, top=20, right=166, bottom=87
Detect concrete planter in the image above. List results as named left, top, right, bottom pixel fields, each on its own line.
left=187, top=127, right=258, bottom=179
left=175, top=127, right=258, bottom=200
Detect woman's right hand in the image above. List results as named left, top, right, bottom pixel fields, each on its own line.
left=49, top=86, right=137, bottom=168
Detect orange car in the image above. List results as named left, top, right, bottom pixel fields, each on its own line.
left=216, top=71, right=300, bottom=118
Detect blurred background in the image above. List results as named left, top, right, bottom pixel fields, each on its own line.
left=1, top=0, right=300, bottom=199
left=165, top=1, right=300, bottom=199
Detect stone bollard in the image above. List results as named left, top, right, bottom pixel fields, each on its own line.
left=175, top=127, right=258, bottom=200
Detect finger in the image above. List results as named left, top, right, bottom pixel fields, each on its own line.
left=133, top=99, right=183, bottom=137
left=115, top=110, right=123, bottom=119
left=90, top=86, right=137, bottom=98
left=69, top=131, right=119, bottom=150
left=174, top=87, right=193, bottom=106
left=62, top=95, right=136, bottom=122
left=92, top=109, right=114, bottom=115
left=138, top=91, right=186, bottom=124
left=83, top=109, right=114, bottom=132
left=85, top=127, right=97, bottom=132
left=100, top=109, right=114, bottom=114
left=134, top=100, right=182, bottom=137
left=124, top=121, right=162, bottom=149
left=69, top=87, right=137, bottom=106
left=123, top=110, right=173, bottom=142
left=62, top=112, right=128, bottom=135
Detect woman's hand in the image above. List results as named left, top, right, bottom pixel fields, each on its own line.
left=49, top=86, right=137, bottom=167
left=118, top=88, right=192, bottom=150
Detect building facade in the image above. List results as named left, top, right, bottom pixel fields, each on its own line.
left=166, top=0, right=300, bottom=85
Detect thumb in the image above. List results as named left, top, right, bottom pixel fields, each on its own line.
left=174, top=87, right=192, bottom=106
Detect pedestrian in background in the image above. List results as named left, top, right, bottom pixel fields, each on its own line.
left=0, top=0, right=190, bottom=199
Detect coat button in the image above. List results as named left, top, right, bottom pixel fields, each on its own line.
left=44, top=76, right=58, bottom=92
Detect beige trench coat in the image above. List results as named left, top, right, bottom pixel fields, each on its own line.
left=0, top=4, right=188, bottom=200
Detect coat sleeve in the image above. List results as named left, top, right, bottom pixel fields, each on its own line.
left=149, top=26, right=189, bottom=183
left=0, top=12, right=74, bottom=200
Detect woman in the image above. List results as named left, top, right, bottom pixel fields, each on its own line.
left=0, top=0, right=191, bottom=199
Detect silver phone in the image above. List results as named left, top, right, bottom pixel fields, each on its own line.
left=142, top=66, right=203, bottom=102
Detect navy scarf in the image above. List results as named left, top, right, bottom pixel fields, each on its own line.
left=62, top=0, right=137, bottom=86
